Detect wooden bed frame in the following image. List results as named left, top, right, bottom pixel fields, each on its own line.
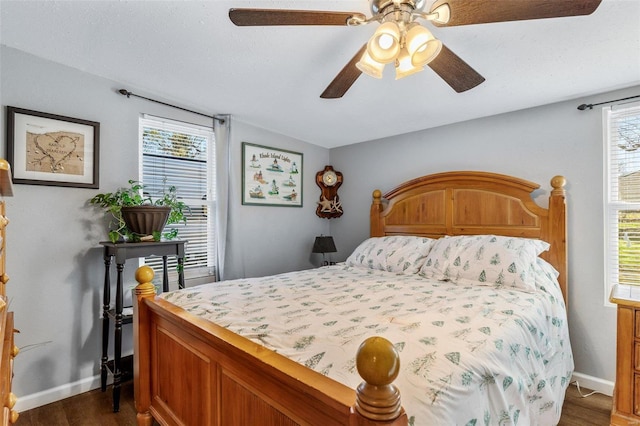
left=133, top=171, right=567, bottom=425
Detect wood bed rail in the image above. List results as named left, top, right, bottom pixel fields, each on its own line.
left=133, top=266, right=408, bottom=426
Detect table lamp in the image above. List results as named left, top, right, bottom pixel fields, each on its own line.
left=312, top=235, right=337, bottom=266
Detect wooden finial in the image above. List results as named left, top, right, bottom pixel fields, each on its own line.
left=551, top=175, right=566, bottom=196
left=9, top=408, right=18, bottom=424
left=353, top=336, right=402, bottom=421
left=134, top=266, right=156, bottom=297
left=370, top=190, right=385, bottom=237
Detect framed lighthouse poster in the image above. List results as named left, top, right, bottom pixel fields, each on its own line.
left=242, top=142, right=303, bottom=207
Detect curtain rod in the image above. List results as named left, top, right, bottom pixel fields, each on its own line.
left=577, top=94, right=640, bottom=111
left=118, top=89, right=225, bottom=124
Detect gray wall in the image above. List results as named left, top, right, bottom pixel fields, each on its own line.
left=329, top=85, right=640, bottom=385
left=225, top=121, right=331, bottom=279
left=0, top=46, right=330, bottom=409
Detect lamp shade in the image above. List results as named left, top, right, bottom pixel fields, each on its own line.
left=367, top=21, right=401, bottom=64
left=395, top=47, right=424, bottom=80
left=406, top=24, right=442, bottom=67
left=312, top=236, right=337, bottom=254
left=0, top=159, right=13, bottom=197
left=356, top=50, right=385, bottom=79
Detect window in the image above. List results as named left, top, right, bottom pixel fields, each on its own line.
left=140, top=115, right=216, bottom=286
left=605, top=104, right=640, bottom=295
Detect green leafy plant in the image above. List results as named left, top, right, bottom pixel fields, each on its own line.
left=89, top=179, right=188, bottom=243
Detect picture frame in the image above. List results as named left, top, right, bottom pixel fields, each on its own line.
left=6, top=106, right=100, bottom=188
left=242, top=142, right=302, bottom=207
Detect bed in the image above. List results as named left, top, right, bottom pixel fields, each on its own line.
left=133, top=171, right=570, bottom=426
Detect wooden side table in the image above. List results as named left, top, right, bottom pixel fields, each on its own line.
left=610, top=284, right=640, bottom=425
left=100, top=240, right=186, bottom=412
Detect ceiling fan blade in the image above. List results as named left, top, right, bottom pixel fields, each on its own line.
left=320, top=44, right=367, bottom=99
left=430, top=0, right=602, bottom=27
left=229, top=9, right=366, bottom=26
left=428, top=45, right=485, bottom=93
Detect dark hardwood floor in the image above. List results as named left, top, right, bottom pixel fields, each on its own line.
left=16, top=383, right=139, bottom=426
left=558, top=384, right=612, bottom=426
left=16, top=382, right=611, bottom=425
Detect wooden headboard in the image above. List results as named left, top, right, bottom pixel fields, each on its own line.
left=370, top=171, right=568, bottom=303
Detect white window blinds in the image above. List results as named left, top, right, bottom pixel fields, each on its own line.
left=605, top=103, right=640, bottom=292
left=140, top=116, right=217, bottom=285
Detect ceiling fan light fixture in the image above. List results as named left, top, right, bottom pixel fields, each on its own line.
left=406, top=24, right=442, bottom=67
left=356, top=50, right=385, bottom=79
left=367, top=21, right=401, bottom=63
left=395, top=47, right=424, bottom=80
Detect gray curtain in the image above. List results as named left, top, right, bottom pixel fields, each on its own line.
left=214, top=115, right=230, bottom=280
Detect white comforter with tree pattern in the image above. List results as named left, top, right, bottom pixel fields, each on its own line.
left=161, top=263, right=572, bottom=426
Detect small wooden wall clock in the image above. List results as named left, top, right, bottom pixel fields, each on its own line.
left=315, top=165, right=343, bottom=219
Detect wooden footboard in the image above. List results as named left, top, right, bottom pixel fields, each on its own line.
left=133, top=266, right=408, bottom=426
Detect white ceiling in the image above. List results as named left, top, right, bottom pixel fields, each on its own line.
left=1, top=0, right=639, bottom=148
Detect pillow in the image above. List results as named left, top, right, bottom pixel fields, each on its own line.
left=419, top=235, right=550, bottom=292
left=346, top=236, right=435, bottom=274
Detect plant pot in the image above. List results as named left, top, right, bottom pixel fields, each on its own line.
left=121, top=205, right=171, bottom=237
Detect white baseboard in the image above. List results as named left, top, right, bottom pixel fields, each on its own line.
left=571, top=371, right=615, bottom=397
left=15, top=375, right=102, bottom=413
left=15, top=371, right=615, bottom=413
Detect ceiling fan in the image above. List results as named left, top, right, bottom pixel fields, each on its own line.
left=229, top=0, right=602, bottom=99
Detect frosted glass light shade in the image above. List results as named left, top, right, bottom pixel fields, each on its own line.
left=395, top=47, right=424, bottom=80
left=356, top=50, right=385, bottom=79
left=406, top=24, right=442, bottom=67
left=367, top=21, right=401, bottom=64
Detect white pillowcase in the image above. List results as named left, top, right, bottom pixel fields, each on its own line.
left=346, top=236, right=435, bottom=274
left=419, top=235, right=550, bottom=292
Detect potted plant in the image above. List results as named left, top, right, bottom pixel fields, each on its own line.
left=89, top=179, right=188, bottom=243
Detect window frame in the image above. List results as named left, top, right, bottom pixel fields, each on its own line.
left=138, top=114, right=217, bottom=288
left=604, top=103, right=640, bottom=304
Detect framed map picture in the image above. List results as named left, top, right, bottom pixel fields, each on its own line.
left=7, top=106, right=100, bottom=188
left=242, top=142, right=302, bottom=207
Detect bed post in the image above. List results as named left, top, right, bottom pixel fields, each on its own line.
left=350, top=336, right=408, bottom=426
left=370, top=189, right=384, bottom=237
left=548, top=175, right=568, bottom=305
left=133, top=266, right=155, bottom=426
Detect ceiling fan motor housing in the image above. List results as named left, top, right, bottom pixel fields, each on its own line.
left=370, top=0, right=425, bottom=15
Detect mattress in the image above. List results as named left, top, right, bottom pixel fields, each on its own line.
left=160, top=263, right=573, bottom=425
